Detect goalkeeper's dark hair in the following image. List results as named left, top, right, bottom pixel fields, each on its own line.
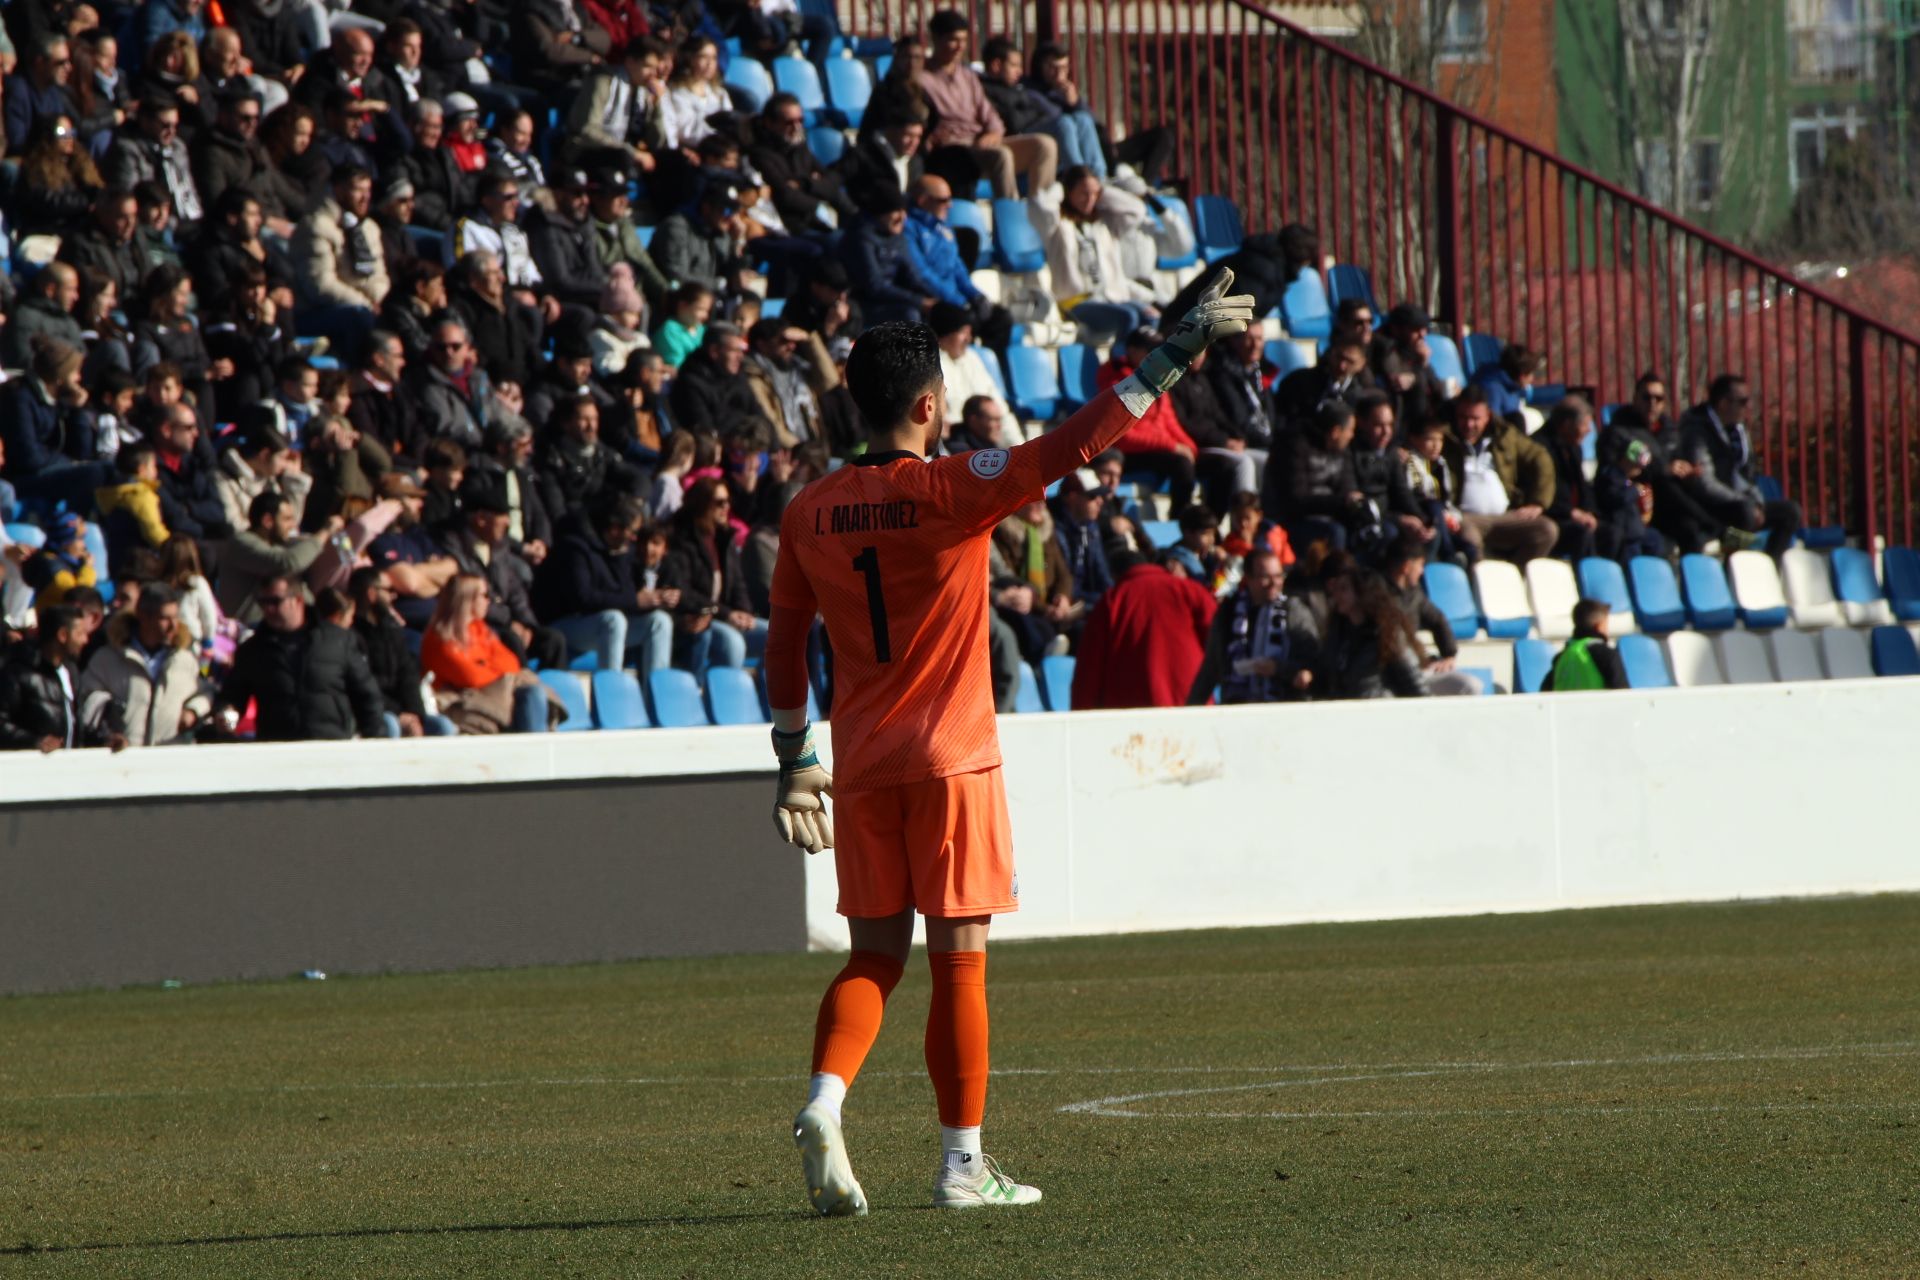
left=845, top=322, right=942, bottom=433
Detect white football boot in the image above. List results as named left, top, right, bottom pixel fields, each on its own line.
left=793, top=1103, right=869, bottom=1217
left=931, top=1153, right=1043, bottom=1209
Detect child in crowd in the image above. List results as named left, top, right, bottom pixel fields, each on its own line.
left=1594, top=439, right=1666, bottom=564
left=93, top=445, right=170, bottom=570
left=1543, top=598, right=1629, bottom=692
left=24, top=514, right=98, bottom=607
left=1165, top=504, right=1229, bottom=595
left=92, top=370, right=143, bottom=461
left=1403, top=417, right=1473, bottom=565
left=653, top=282, right=714, bottom=369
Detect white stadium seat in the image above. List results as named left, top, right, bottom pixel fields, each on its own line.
left=1817, top=627, right=1873, bottom=679
left=1472, top=560, right=1534, bottom=638
left=1727, top=551, right=1791, bottom=630
left=1767, top=628, right=1825, bottom=682
left=1781, top=548, right=1844, bottom=630
left=1525, top=558, right=1579, bottom=640
left=1664, top=632, right=1724, bottom=687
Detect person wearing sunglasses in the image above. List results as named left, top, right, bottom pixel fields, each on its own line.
left=1597, top=371, right=1723, bottom=556
left=211, top=576, right=387, bottom=741
left=1676, top=373, right=1803, bottom=563
left=4, top=34, right=74, bottom=153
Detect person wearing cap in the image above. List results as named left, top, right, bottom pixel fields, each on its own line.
left=1593, top=436, right=1666, bottom=565
left=440, top=91, right=489, bottom=173
left=1094, top=327, right=1202, bottom=517
left=1369, top=301, right=1448, bottom=434
left=652, top=181, right=752, bottom=298
left=526, top=329, right=618, bottom=429
left=930, top=303, right=1007, bottom=429
left=906, top=174, right=1012, bottom=351
left=363, top=472, right=462, bottom=623
left=398, top=98, right=469, bottom=232
left=564, top=36, right=671, bottom=173
left=529, top=169, right=612, bottom=311
left=436, top=474, right=566, bottom=669
left=215, top=412, right=312, bottom=533
left=839, top=188, right=938, bottom=326
left=749, top=93, right=855, bottom=235
left=669, top=321, right=778, bottom=438
left=587, top=172, right=671, bottom=313
left=370, top=168, right=420, bottom=268
left=217, top=488, right=344, bottom=624
left=590, top=274, right=652, bottom=379
left=743, top=317, right=828, bottom=449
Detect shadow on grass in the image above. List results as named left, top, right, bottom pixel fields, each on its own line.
left=1, top=1207, right=851, bottom=1256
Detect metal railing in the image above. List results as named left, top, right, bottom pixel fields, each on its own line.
left=835, top=0, right=1920, bottom=545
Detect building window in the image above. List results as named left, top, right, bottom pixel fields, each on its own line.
left=1690, top=140, right=1722, bottom=209
left=1437, top=0, right=1487, bottom=58
left=1789, top=0, right=1877, bottom=82
left=1789, top=109, right=1865, bottom=188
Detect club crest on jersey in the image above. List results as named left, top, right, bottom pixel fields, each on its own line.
left=967, top=448, right=1010, bottom=479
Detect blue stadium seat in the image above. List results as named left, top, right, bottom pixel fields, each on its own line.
left=1460, top=667, right=1497, bottom=696
left=1263, top=339, right=1312, bottom=380
left=1513, top=638, right=1554, bottom=693
left=705, top=667, right=768, bottom=724
left=1757, top=475, right=1841, bottom=548
left=973, top=344, right=1009, bottom=401
left=824, top=58, right=872, bottom=128
left=873, top=53, right=892, bottom=80
left=1278, top=268, right=1332, bottom=339
left=1039, top=655, right=1075, bottom=711
left=406, top=225, right=447, bottom=259
left=539, top=670, right=594, bottom=731
left=991, top=198, right=1045, bottom=272
left=1005, top=346, right=1061, bottom=420
left=1830, top=546, right=1889, bottom=622
left=1884, top=546, right=1920, bottom=620
left=648, top=669, right=710, bottom=727
left=1192, top=194, right=1245, bottom=261
left=1057, top=344, right=1099, bottom=409
left=807, top=125, right=846, bottom=166
left=1577, top=557, right=1633, bottom=622
left=772, top=56, right=826, bottom=121
left=1462, top=333, right=1503, bottom=375
left=566, top=649, right=600, bottom=671
left=1014, top=662, right=1044, bottom=713
left=762, top=297, right=785, bottom=318
left=1142, top=520, right=1180, bottom=549
left=1675, top=554, right=1736, bottom=631
left=1870, top=625, right=1920, bottom=676
left=636, top=225, right=656, bottom=250
left=1527, top=382, right=1568, bottom=407
left=723, top=57, right=775, bottom=111
left=1327, top=264, right=1379, bottom=314
left=945, top=198, right=992, bottom=269
left=83, top=521, right=110, bottom=588
left=591, top=670, right=651, bottom=729
left=1629, top=555, right=1689, bottom=633
left=1618, top=634, right=1673, bottom=689
left=1151, top=199, right=1198, bottom=270
left=1425, top=334, right=1466, bottom=390
left=1422, top=561, right=1480, bottom=640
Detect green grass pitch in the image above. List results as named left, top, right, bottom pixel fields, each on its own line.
left=3, top=894, right=1917, bottom=1278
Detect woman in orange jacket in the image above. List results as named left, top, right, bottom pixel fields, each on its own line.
left=421, top=574, right=549, bottom=731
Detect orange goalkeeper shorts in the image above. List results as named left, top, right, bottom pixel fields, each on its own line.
left=832, top=767, right=1018, bottom=919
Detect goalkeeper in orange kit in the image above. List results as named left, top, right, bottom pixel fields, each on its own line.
left=759, top=270, right=1255, bottom=1215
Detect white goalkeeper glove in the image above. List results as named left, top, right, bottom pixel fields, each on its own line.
left=1136, top=267, right=1258, bottom=396
left=771, top=723, right=835, bottom=853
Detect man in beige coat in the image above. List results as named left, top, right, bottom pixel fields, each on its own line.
left=79, top=585, right=213, bottom=747
left=291, top=164, right=390, bottom=330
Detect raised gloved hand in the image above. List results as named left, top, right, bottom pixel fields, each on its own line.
left=771, top=723, right=835, bottom=853
left=1136, top=267, right=1258, bottom=396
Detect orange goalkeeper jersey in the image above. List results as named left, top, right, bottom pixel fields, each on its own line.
left=770, top=386, right=1145, bottom=791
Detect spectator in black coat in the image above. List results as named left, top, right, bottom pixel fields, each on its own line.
left=659, top=475, right=763, bottom=675
left=527, top=169, right=610, bottom=310
left=448, top=249, right=540, bottom=390
left=215, top=578, right=386, bottom=740
left=1532, top=397, right=1599, bottom=562
left=58, top=187, right=148, bottom=301
left=1349, top=391, right=1430, bottom=556
left=1272, top=336, right=1376, bottom=438
left=1166, top=223, right=1318, bottom=324
left=347, top=329, right=425, bottom=463
left=839, top=189, right=936, bottom=326
left=436, top=477, right=567, bottom=669
left=398, top=98, right=469, bottom=232
left=153, top=402, right=234, bottom=542
left=1676, top=373, right=1803, bottom=563
left=840, top=116, right=927, bottom=209
left=1270, top=399, right=1364, bottom=556
left=470, top=416, right=555, bottom=559
left=747, top=96, right=853, bottom=234
left=1369, top=302, right=1449, bottom=436
left=525, top=330, right=617, bottom=430
left=348, top=565, right=454, bottom=736
left=188, top=86, right=273, bottom=225
left=535, top=492, right=680, bottom=671
left=225, top=0, right=309, bottom=84
left=0, top=605, right=114, bottom=751
left=186, top=188, right=297, bottom=309
left=1596, top=373, right=1719, bottom=555
left=537, top=398, right=645, bottom=519
left=668, top=323, right=777, bottom=438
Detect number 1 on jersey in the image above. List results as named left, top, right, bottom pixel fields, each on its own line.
left=851, top=545, right=891, bottom=663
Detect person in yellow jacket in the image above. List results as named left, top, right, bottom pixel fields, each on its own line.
left=24, top=512, right=98, bottom=607
left=93, top=444, right=171, bottom=570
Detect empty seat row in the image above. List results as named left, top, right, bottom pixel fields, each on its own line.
left=1504, top=624, right=1920, bottom=692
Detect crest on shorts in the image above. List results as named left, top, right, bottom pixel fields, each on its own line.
left=967, top=448, right=1010, bottom=479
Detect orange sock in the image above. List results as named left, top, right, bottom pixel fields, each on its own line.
left=811, top=950, right=905, bottom=1085
left=924, top=950, right=989, bottom=1128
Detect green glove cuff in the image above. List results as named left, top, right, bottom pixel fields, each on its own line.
left=1136, top=345, right=1193, bottom=397
left=772, top=724, right=820, bottom=770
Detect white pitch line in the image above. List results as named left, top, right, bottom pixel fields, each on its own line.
left=1059, top=1043, right=1920, bottom=1118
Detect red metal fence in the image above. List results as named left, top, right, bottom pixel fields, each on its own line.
left=835, top=0, right=1920, bottom=546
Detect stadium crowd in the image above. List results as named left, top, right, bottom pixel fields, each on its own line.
left=0, top=0, right=1803, bottom=744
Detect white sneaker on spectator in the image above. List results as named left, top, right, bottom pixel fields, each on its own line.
left=793, top=1103, right=868, bottom=1217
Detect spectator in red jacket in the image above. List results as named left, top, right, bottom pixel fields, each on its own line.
left=1094, top=327, right=1200, bottom=516
left=1069, top=550, right=1217, bottom=710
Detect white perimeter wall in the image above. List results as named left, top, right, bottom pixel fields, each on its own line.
left=10, top=680, right=1917, bottom=953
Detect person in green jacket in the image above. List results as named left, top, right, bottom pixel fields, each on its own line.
left=1543, top=598, right=1629, bottom=691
